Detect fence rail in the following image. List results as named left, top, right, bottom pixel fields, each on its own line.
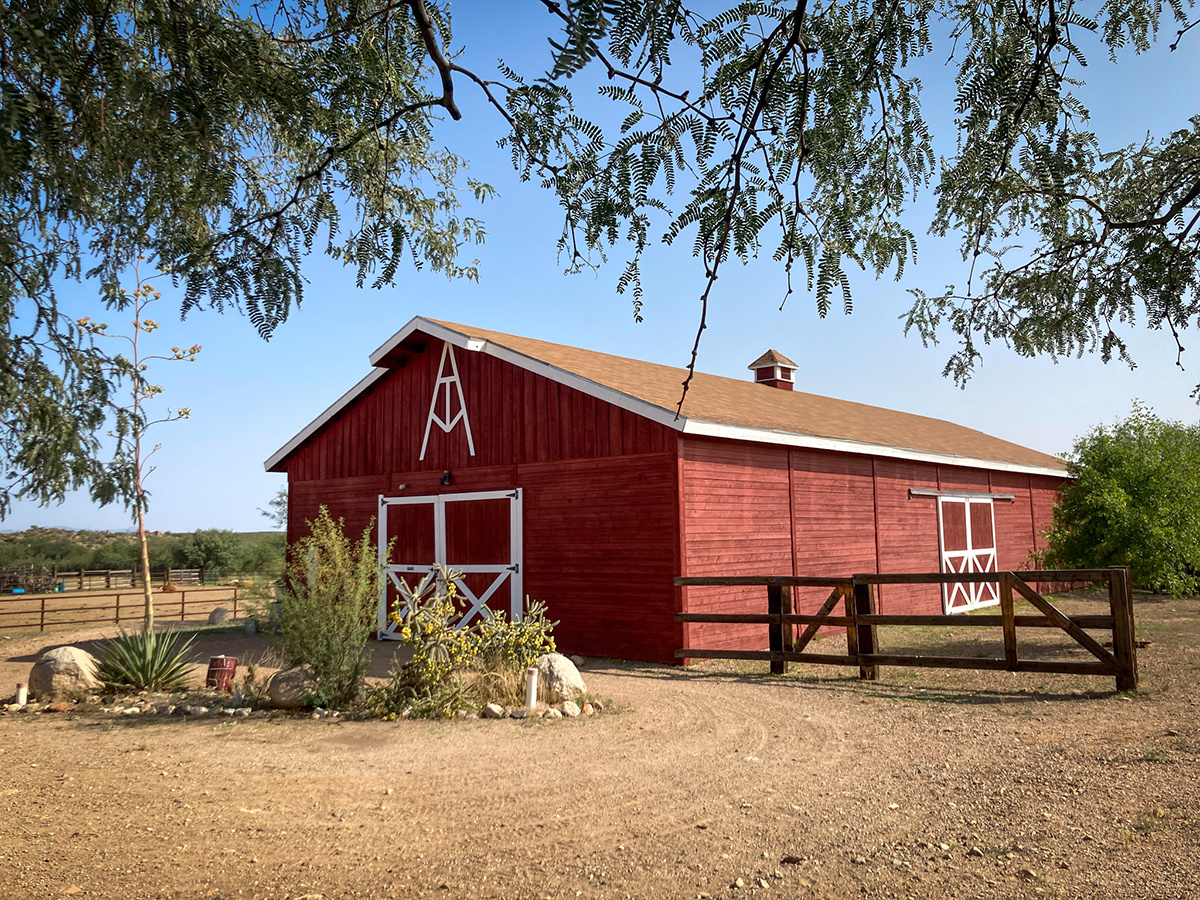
left=0, top=585, right=245, bottom=633
left=0, top=567, right=206, bottom=594
left=674, top=568, right=1137, bottom=691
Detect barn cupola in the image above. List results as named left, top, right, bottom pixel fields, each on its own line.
left=748, top=349, right=798, bottom=390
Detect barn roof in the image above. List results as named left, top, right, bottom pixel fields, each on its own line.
left=265, top=316, right=1068, bottom=476
left=747, top=349, right=798, bottom=369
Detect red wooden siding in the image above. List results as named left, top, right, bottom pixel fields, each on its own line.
left=679, top=438, right=792, bottom=651
left=521, top=454, right=679, bottom=663
left=989, top=472, right=1037, bottom=571
left=284, top=337, right=673, bottom=481
left=871, top=460, right=942, bottom=614
left=790, top=449, right=878, bottom=578
left=288, top=475, right=389, bottom=550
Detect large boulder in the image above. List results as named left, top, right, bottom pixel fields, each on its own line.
left=207, top=607, right=231, bottom=625
left=29, top=647, right=102, bottom=700
left=267, top=665, right=319, bottom=708
left=536, top=653, right=587, bottom=703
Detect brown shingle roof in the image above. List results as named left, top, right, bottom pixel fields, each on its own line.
left=747, top=349, right=798, bottom=369
left=429, top=319, right=1066, bottom=473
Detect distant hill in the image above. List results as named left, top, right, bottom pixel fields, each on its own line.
left=0, top=527, right=284, bottom=575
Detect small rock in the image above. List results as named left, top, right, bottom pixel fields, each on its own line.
left=536, top=653, right=587, bottom=702
left=938, top=843, right=951, bottom=851
left=559, top=700, right=580, bottom=718
left=45, top=702, right=69, bottom=713
left=267, top=665, right=319, bottom=709
left=28, top=646, right=102, bottom=700
left=968, top=847, right=984, bottom=857
left=853, top=856, right=867, bottom=865
left=220, top=708, right=236, bottom=717
left=758, top=879, right=769, bottom=889
left=781, top=856, right=803, bottom=865
left=481, top=703, right=505, bottom=719
left=733, top=877, right=745, bottom=889
left=243, top=619, right=258, bottom=635
left=122, top=707, right=142, bottom=716
left=569, top=655, right=585, bottom=667
left=207, top=607, right=231, bottom=625
left=1018, top=869, right=1039, bottom=881
left=509, top=709, right=527, bottom=719
left=236, top=708, right=251, bottom=717
left=582, top=702, right=595, bottom=716
left=164, top=705, right=176, bottom=716
left=544, top=708, right=563, bottom=719
left=188, top=706, right=209, bottom=716
left=251, top=710, right=267, bottom=719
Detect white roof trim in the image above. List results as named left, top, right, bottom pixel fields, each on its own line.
left=263, top=367, right=389, bottom=472
left=265, top=316, right=1068, bottom=478
left=680, top=419, right=1068, bottom=477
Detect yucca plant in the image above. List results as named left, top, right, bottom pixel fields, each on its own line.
left=96, top=627, right=197, bottom=692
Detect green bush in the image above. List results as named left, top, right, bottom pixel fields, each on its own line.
left=96, top=628, right=196, bottom=692
left=366, top=566, right=558, bottom=718
left=276, top=507, right=387, bottom=708
left=1044, top=403, right=1200, bottom=595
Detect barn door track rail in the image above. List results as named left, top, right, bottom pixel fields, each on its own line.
left=674, top=568, right=1137, bottom=692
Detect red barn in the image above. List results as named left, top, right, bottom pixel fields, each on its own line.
left=265, top=317, right=1068, bottom=663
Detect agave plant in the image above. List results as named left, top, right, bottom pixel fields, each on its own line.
left=96, top=628, right=197, bottom=692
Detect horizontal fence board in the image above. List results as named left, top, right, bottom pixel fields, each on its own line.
left=675, top=576, right=852, bottom=587
left=676, top=648, right=859, bottom=665
left=859, top=654, right=1009, bottom=670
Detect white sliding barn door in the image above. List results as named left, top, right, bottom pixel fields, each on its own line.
left=937, top=496, right=999, bottom=613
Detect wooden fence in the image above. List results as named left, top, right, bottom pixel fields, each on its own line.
left=0, top=585, right=246, bottom=633
left=675, top=568, right=1137, bottom=692
left=0, top=567, right=205, bottom=594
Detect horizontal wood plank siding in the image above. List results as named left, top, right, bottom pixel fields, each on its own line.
left=520, top=453, right=679, bottom=663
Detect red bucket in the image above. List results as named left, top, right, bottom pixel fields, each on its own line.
left=205, top=656, right=238, bottom=692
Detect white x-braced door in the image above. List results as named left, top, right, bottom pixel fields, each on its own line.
left=376, top=489, right=523, bottom=639
left=937, top=496, right=999, bottom=613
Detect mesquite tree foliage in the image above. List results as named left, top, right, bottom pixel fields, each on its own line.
left=1, top=0, right=1196, bottom=513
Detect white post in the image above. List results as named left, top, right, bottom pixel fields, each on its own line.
left=15, top=683, right=27, bottom=706
left=524, top=666, right=538, bottom=711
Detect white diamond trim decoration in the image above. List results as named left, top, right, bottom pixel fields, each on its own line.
left=419, top=342, right=475, bottom=461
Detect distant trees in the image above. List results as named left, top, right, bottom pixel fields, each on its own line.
left=1045, top=404, right=1200, bottom=595
left=0, top=528, right=284, bottom=576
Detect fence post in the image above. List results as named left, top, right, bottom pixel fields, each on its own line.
left=180, top=590, right=186, bottom=622
left=852, top=579, right=878, bottom=681
left=1108, top=568, right=1138, bottom=692
left=233, top=588, right=239, bottom=620
left=39, top=596, right=45, bottom=632
left=999, top=572, right=1018, bottom=671
left=115, top=592, right=120, bottom=625
left=768, top=583, right=788, bottom=675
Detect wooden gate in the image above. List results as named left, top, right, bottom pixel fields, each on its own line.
left=675, top=568, right=1138, bottom=691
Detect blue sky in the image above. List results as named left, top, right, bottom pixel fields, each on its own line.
left=6, top=3, right=1197, bottom=533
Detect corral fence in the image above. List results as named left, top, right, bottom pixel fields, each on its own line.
left=0, top=584, right=255, bottom=633
left=0, top=567, right=205, bottom=594
left=675, top=568, right=1137, bottom=692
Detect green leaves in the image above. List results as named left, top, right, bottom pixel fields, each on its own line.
left=96, top=627, right=197, bottom=693
left=1045, top=403, right=1200, bottom=595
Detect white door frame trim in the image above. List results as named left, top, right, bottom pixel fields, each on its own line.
left=936, top=495, right=999, bottom=614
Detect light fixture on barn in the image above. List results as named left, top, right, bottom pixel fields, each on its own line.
left=439, top=470, right=452, bottom=486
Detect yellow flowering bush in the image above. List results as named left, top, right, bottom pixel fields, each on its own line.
left=366, top=565, right=558, bottom=719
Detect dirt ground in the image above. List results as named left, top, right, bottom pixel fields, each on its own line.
left=0, top=591, right=1197, bottom=900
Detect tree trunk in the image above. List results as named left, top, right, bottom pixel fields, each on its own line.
left=137, top=500, right=154, bottom=634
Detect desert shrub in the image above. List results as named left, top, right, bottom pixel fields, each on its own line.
left=96, top=628, right=196, bottom=692
left=276, top=506, right=387, bottom=708
left=1044, top=403, right=1200, bottom=595
left=365, top=567, right=557, bottom=718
